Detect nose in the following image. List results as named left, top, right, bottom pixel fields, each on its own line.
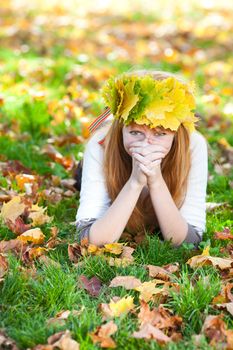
left=143, top=134, right=154, bottom=144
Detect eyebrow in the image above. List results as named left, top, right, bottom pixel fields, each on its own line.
left=130, top=127, right=166, bottom=132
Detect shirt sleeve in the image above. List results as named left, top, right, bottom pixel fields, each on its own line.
left=179, top=131, right=208, bottom=236
left=75, top=130, right=111, bottom=223
left=76, top=217, right=97, bottom=246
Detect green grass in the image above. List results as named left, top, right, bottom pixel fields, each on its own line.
left=0, top=251, right=221, bottom=349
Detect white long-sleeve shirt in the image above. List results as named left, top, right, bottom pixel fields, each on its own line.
left=76, top=121, right=208, bottom=244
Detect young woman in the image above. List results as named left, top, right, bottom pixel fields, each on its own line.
left=75, top=70, right=208, bottom=248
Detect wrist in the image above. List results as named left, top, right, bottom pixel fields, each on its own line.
left=127, top=178, right=144, bottom=192
left=148, top=174, right=164, bottom=190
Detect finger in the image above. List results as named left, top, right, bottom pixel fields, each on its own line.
left=139, top=163, right=154, bottom=176
left=143, top=152, right=166, bottom=161
left=151, top=159, right=162, bottom=166
left=132, top=152, right=150, bottom=166
left=142, top=159, right=162, bottom=172
left=130, top=145, right=168, bottom=156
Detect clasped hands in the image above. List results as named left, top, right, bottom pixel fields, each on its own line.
left=129, top=140, right=169, bottom=186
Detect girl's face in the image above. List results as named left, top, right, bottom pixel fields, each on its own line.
left=122, top=122, right=175, bottom=157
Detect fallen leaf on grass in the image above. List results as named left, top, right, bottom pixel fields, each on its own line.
left=33, top=330, right=79, bottom=350
left=0, top=330, right=19, bottom=350
left=138, top=301, right=183, bottom=332
left=109, top=296, right=135, bottom=317
left=212, top=283, right=233, bottom=304
left=146, top=263, right=179, bottom=281
left=0, top=254, right=8, bottom=278
left=100, top=296, right=135, bottom=319
left=109, top=276, right=141, bottom=289
left=22, top=247, right=48, bottom=263
left=28, top=204, right=53, bottom=226
left=90, top=320, right=118, bottom=348
left=15, top=174, right=37, bottom=191
left=104, top=243, right=124, bottom=255
left=201, top=314, right=233, bottom=348
left=68, top=243, right=85, bottom=263
left=87, top=244, right=105, bottom=255
left=214, top=227, right=233, bottom=240
left=6, top=216, right=31, bottom=235
left=47, top=310, right=80, bottom=326
left=213, top=302, right=233, bottom=317
left=134, top=281, right=170, bottom=303
left=132, top=323, right=171, bottom=344
left=106, top=256, right=134, bottom=267
left=186, top=246, right=233, bottom=270
left=46, top=227, right=61, bottom=249
left=0, top=196, right=26, bottom=224
left=41, top=144, right=74, bottom=170
left=120, top=246, right=135, bottom=260
left=37, top=255, right=61, bottom=268
left=17, top=228, right=45, bottom=245
left=0, top=239, right=27, bottom=255
left=78, top=275, right=102, bottom=297
left=206, top=202, right=228, bottom=212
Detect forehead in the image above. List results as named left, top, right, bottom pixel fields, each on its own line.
left=126, top=122, right=169, bottom=133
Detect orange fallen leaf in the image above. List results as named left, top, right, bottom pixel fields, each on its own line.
left=214, top=227, right=233, bottom=240
left=90, top=320, right=118, bottom=348
left=138, top=301, right=183, bottom=332
left=214, top=303, right=233, bottom=317
left=133, top=323, right=171, bottom=344
left=146, top=263, right=179, bottom=281
left=15, top=174, right=37, bottom=191
left=201, top=315, right=233, bottom=348
left=44, top=329, right=79, bottom=350
left=22, top=247, right=48, bottom=263
left=41, top=144, right=74, bottom=170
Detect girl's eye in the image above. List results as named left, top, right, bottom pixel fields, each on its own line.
left=154, top=133, right=166, bottom=136
left=130, top=131, right=167, bottom=136
left=130, top=131, right=142, bottom=135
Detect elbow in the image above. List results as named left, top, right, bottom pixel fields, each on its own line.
left=172, top=223, right=203, bottom=248
left=89, top=224, right=120, bottom=247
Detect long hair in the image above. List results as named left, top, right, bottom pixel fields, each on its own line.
left=96, top=70, right=192, bottom=236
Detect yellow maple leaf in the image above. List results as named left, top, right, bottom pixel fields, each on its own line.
left=87, top=244, right=105, bottom=255
left=104, top=243, right=124, bottom=255
left=107, top=256, right=134, bottom=267
left=109, top=296, right=135, bottom=317
left=121, top=82, right=139, bottom=121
